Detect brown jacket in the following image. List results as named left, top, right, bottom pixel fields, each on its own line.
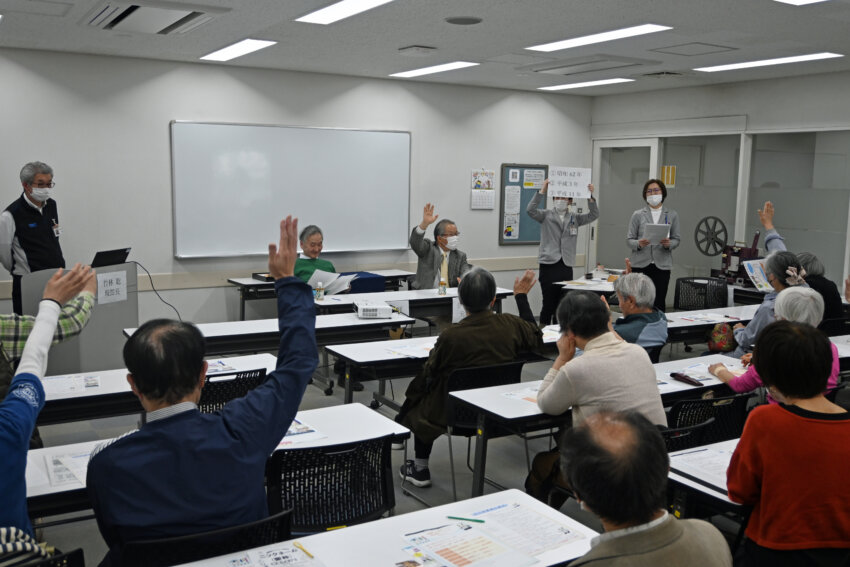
left=399, top=308, right=542, bottom=443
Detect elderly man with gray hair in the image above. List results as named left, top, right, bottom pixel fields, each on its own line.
left=1, top=161, right=66, bottom=314
left=409, top=203, right=471, bottom=290
left=610, top=273, right=668, bottom=349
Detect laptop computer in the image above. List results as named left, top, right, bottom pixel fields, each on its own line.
left=91, top=247, right=131, bottom=268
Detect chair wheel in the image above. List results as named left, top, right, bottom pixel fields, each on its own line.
left=684, top=345, right=693, bottom=352
left=370, top=400, right=380, bottom=409
left=324, top=387, right=334, bottom=396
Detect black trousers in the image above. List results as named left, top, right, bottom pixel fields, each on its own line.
left=631, top=263, right=670, bottom=312
left=414, top=436, right=433, bottom=460
left=12, top=275, right=22, bottom=316
left=539, top=261, right=573, bottom=326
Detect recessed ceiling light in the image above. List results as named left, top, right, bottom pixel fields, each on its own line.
left=445, top=16, right=482, bottom=25
left=200, top=39, right=277, bottom=62
left=694, top=52, right=842, bottom=72
left=538, top=78, right=635, bottom=91
left=527, top=24, right=672, bottom=53
left=296, top=0, right=396, bottom=25
left=390, top=61, right=479, bottom=78
left=773, top=0, right=831, bottom=4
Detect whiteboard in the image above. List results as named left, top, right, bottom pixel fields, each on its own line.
left=170, top=121, right=411, bottom=258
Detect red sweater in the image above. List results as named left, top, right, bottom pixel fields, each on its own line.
left=727, top=404, right=850, bottom=550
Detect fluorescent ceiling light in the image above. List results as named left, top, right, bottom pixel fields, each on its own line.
left=773, top=0, right=831, bottom=4
left=538, top=78, right=634, bottom=91
left=694, top=52, right=842, bottom=72
left=296, top=0, right=396, bottom=25
left=391, top=61, right=479, bottom=78
left=200, top=39, right=276, bottom=62
left=527, top=24, right=672, bottom=53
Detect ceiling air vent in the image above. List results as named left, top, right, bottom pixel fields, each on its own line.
left=84, top=1, right=227, bottom=34
left=519, top=55, right=659, bottom=77
left=642, top=71, right=687, bottom=78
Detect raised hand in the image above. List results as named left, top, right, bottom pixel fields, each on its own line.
left=420, top=203, right=439, bottom=229
left=43, top=264, right=94, bottom=305
left=757, top=201, right=775, bottom=231
left=268, top=216, right=298, bottom=279
left=513, top=269, right=538, bottom=295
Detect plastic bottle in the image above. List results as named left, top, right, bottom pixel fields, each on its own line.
left=438, top=277, right=447, bottom=296
left=316, top=281, right=325, bottom=300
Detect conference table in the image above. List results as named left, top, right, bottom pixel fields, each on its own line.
left=449, top=354, right=742, bottom=498
left=175, top=489, right=599, bottom=567
left=666, top=304, right=759, bottom=343
left=26, top=404, right=409, bottom=523
left=228, top=270, right=414, bottom=320
left=38, top=354, right=277, bottom=426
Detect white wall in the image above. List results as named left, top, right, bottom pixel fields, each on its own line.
left=0, top=48, right=592, bottom=322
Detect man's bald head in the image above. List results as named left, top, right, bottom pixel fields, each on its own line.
left=560, top=411, right=669, bottom=526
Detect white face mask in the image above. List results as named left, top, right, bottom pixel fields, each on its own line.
left=30, top=187, right=52, bottom=202
left=445, top=235, right=459, bottom=250
left=646, top=194, right=663, bottom=207
left=553, top=200, right=569, bottom=213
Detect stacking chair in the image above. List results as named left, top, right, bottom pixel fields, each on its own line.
left=30, top=548, right=85, bottom=567
left=666, top=393, right=754, bottom=444
left=443, top=361, right=526, bottom=501
left=643, top=344, right=664, bottom=363
left=121, top=509, right=291, bottom=567
left=197, top=368, right=267, bottom=413
left=265, top=434, right=395, bottom=534
left=660, top=417, right=715, bottom=452
left=673, top=277, right=729, bottom=311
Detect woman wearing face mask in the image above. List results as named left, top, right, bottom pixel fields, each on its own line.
left=626, top=179, right=680, bottom=312
left=527, top=179, right=598, bottom=326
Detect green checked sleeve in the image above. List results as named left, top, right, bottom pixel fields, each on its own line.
left=0, top=291, right=95, bottom=365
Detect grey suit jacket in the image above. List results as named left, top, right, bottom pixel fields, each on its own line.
left=571, top=515, right=732, bottom=567
left=627, top=206, right=680, bottom=270
left=409, top=227, right=471, bottom=290
left=527, top=191, right=599, bottom=265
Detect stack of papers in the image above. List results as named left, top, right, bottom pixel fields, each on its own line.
left=277, top=419, right=327, bottom=448
left=308, top=269, right=358, bottom=296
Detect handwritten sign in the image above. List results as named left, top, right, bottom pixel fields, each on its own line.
left=549, top=166, right=591, bottom=199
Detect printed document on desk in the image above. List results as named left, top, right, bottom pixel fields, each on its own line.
left=46, top=451, right=90, bottom=487
left=670, top=444, right=737, bottom=494
left=212, top=544, right=324, bottom=567
left=643, top=224, right=670, bottom=245
left=42, top=374, right=101, bottom=396
left=277, top=419, right=327, bottom=448
left=308, top=269, right=358, bottom=295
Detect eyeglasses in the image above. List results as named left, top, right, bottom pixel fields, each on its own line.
left=31, top=182, right=56, bottom=189
left=645, top=187, right=662, bottom=194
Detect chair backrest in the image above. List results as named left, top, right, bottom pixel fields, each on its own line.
left=197, top=368, right=267, bottom=413
left=266, top=434, right=394, bottom=534
left=667, top=393, right=754, bottom=444
left=825, top=382, right=849, bottom=407
left=31, top=548, right=85, bottom=567
left=444, top=361, right=525, bottom=433
left=643, top=344, right=663, bottom=363
left=818, top=317, right=849, bottom=337
left=121, top=509, right=291, bottom=567
left=673, top=277, right=729, bottom=311
left=660, top=417, right=715, bottom=452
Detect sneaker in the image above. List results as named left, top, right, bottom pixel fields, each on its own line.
left=399, top=460, right=431, bottom=488
left=391, top=442, right=405, bottom=451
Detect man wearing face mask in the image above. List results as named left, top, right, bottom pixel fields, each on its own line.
left=409, top=203, right=471, bottom=290
left=527, top=180, right=598, bottom=326
left=0, top=162, right=66, bottom=315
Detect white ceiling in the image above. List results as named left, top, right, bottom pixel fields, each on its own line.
left=2, top=0, right=850, bottom=96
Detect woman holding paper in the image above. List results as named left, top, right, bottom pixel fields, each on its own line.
left=626, top=179, right=680, bottom=312
left=527, top=179, right=598, bottom=326
left=294, top=225, right=335, bottom=283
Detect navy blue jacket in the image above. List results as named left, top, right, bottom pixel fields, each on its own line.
left=86, top=277, right=316, bottom=565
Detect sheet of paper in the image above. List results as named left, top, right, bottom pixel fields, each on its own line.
left=25, top=459, right=50, bottom=488
left=46, top=451, right=90, bottom=487
left=670, top=447, right=734, bottom=493
left=541, top=325, right=561, bottom=343
left=41, top=374, right=101, bottom=396
left=643, top=223, right=670, bottom=245
left=470, top=168, right=495, bottom=189
left=471, top=189, right=495, bottom=210
left=97, top=270, right=128, bottom=304
left=548, top=166, right=591, bottom=199
left=674, top=362, right=745, bottom=380
left=473, top=501, right=586, bottom=556
left=308, top=269, right=339, bottom=290
left=206, top=360, right=236, bottom=375
left=277, top=419, right=327, bottom=448
left=675, top=313, right=728, bottom=324
left=386, top=340, right=436, bottom=359
left=503, top=213, right=520, bottom=240
left=403, top=522, right=536, bottom=567
left=743, top=259, right=773, bottom=292
left=503, top=186, right=521, bottom=214
left=501, top=385, right=539, bottom=404
left=523, top=169, right=545, bottom=190
left=224, top=543, right=326, bottom=566
left=508, top=169, right=521, bottom=183
left=325, top=274, right=357, bottom=295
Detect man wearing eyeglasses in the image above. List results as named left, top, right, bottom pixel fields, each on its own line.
left=0, top=162, right=66, bottom=314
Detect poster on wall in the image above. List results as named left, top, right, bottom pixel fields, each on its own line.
left=661, top=165, right=677, bottom=188
left=503, top=213, right=520, bottom=239
left=470, top=168, right=496, bottom=189
left=548, top=166, right=591, bottom=198
left=523, top=169, right=546, bottom=190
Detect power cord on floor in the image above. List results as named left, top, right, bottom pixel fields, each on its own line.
left=131, top=261, right=182, bottom=322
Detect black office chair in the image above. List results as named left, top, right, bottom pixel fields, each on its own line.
left=266, top=434, right=395, bottom=534
left=818, top=317, right=849, bottom=337
left=197, top=368, right=267, bottom=413
left=660, top=417, right=715, bottom=452
left=121, top=509, right=291, bottom=567
left=443, top=361, right=526, bottom=501
left=643, top=344, right=664, bottom=363
left=667, top=393, right=754, bottom=444
left=29, top=548, right=85, bottom=567
left=673, top=277, right=729, bottom=311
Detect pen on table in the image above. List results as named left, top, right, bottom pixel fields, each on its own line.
left=293, top=541, right=314, bottom=558
left=447, top=516, right=485, bottom=523
left=724, top=315, right=740, bottom=320
left=331, top=297, right=342, bottom=301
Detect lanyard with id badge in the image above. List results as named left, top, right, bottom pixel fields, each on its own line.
left=52, top=218, right=62, bottom=237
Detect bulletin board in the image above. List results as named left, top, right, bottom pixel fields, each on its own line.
left=498, top=163, right=548, bottom=245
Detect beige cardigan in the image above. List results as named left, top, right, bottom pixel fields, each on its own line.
left=537, top=332, right=667, bottom=426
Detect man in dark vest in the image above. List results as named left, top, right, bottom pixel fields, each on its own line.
left=0, top=161, right=65, bottom=314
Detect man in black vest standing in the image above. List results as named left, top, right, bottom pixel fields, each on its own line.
left=0, top=162, right=66, bottom=314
